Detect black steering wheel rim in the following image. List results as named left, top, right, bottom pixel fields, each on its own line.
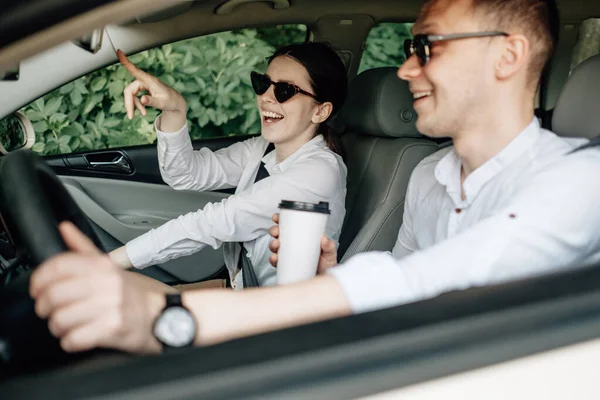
left=0, top=150, right=106, bottom=264
left=0, top=150, right=108, bottom=378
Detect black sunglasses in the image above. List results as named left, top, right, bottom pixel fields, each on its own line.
left=404, top=31, right=509, bottom=66
left=250, top=71, right=321, bottom=104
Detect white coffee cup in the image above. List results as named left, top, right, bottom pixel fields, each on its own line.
left=276, top=200, right=330, bottom=285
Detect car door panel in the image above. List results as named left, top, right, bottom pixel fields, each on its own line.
left=46, top=135, right=255, bottom=184
left=60, top=175, right=230, bottom=282
left=47, top=135, right=255, bottom=283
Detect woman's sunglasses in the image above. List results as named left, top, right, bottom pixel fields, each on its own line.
left=250, top=71, right=321, bottom=104
left=404, top=31, right=509, bottom=66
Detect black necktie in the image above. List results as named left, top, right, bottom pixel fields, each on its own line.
left=239, top=142, right=275, bottom=288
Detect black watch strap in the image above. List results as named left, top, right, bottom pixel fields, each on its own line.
left=164, top=293, right=184, bottom=308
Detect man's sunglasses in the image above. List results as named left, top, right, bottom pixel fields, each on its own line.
left=404, top=31, right=509, bottom=66
left=250, top=71, right=321, bottom=104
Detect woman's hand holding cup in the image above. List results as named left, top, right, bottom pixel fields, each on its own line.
left=268, top=212, right=338, bottom=277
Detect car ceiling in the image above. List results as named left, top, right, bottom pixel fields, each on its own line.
left=0, top=0, right=600, bottom=114
left=2, top=0, right=600, bottom=71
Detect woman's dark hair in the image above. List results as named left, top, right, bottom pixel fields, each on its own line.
left=268, top=42, right=348, bottom=156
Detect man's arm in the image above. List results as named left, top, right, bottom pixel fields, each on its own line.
left=30, top=222, right=350, bottom=353
left=184, top=276, right=351, bottom=346
left=330, top=153, right=600, bottom=314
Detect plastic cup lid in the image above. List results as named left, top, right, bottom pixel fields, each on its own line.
left=279, top=200, right=330, bottom=214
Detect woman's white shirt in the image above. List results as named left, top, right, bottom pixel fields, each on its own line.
left=125, top=117, right=347, bottom=289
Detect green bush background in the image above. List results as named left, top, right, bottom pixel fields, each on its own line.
left=7, top=23, right=412, bottom=156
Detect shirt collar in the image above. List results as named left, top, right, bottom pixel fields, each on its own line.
left=262, top=134, right=327, bottom=173
left=435, top=118, right=542, bottom=205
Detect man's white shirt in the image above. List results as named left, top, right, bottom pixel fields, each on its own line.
left=330, top=119, right=600, bottom=313
left=126, top=117, right=347, bottom=289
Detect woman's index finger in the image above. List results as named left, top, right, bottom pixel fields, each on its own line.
left=117, top=49, right=150, bottom=81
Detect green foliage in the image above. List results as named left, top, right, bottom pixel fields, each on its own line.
left=12, top=23, right=410, bottom=156
left=358, top=23, right=413, bottom=74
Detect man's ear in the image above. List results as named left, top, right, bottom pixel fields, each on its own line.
left=496, top=34, right=529, bottom=81
left=312, top=102, right=333, bottom=124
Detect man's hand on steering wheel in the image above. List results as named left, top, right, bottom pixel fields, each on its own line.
left=30, top=222, right=165, bottom=354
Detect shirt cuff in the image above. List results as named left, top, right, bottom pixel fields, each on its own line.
left=155, top=115, right=190, bottom=153
left=328, top=251, right=413, bottom=314
left=125, top=232, right=156, bottom=269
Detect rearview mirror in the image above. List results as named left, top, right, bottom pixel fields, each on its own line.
left=0, top=112, right=36, bottom=154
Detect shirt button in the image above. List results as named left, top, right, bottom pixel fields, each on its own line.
left=455, top=208, right=462, bottom=214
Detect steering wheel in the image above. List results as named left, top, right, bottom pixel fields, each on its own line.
left=0, top=150, right=108, bottom=377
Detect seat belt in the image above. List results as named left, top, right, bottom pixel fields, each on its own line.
left=569, top=135, right=600, bottom=154
left=239, top=142, right=275, bottom=288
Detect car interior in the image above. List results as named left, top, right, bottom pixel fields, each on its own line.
left=1, top=0, right=600, bottom=398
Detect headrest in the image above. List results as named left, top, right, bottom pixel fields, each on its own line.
left=336, top=67, right=422, bottom=138
left=553, top=55, right=600, bottom=139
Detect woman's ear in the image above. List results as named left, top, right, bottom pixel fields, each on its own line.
left=312, top=102, right=333, bottom=124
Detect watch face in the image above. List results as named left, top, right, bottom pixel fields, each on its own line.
left=154, top=306, right=196, bottom=348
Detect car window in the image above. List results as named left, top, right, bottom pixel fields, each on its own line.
left=358, top=22, right=413, bottom=74
left=15, top=25, right=306, bottom=156
left=570, top=18, right=600, bottom=73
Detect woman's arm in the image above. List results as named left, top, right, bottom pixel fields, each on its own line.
left=156, top=127, right=258, bottom=192
left=118, top=50, right=256, bottom=192
left=123, top=157, right=344, bottom=269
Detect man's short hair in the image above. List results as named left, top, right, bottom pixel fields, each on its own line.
left=472, top=0, right=559, bottom=89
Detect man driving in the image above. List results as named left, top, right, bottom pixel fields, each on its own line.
left=29, top=0, right=600, bottom=353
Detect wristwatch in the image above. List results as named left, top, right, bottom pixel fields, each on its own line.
left=153, top=293, right=197, bottom=350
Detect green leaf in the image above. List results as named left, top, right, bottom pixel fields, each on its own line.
left=45, top=142, right=58, bottom=153
left=44, top=97, right=62, bottom=117
left=49, top=113, right=67, bottom=124
left=96, top=111, right=105, bottom=127
left=67, top=109, right=79, bottom=121
left=33, top=98, right=45, bottom=113
left=59, top=135, right=72, bottom=144
left=195, top=77, right=207, bottom=90
left=216, top=36, right=226, bottom=54
left=73, top=121, right=85, bottom=134
left=31, top=142, right=45, bottom=153
left=183, top=66, right=201, bottom=74
left=59, top=82, right=74, bottom=94
left=80, top=135, right=94, bottom=147
left=198, top=113, right=209, bottom=127
left=25, top=110, right=45, bottom=122
left=109, top=100, right=125, bottom=114
left=242, top=110, right=258, bottom=132
left=183, top=51, right=193, bottom=67
left=82, top=94, right=103, bottom=115
left=70, top=137, right=81, bottom=149
left=129, top=53, right=145, bottom=65
left=223, top=81, right=237, bottom=93
left=32, top=121, right=48, bottom=133
left=59, top=143, right=72, bottom=154
left=70, top=89, right=83, bottom=106
left=91, top=76, right=107, bottom=92
left=61, top=125, right=81, bottom=137
left=108, top=81, right=124, bottom=99
left=103, top=118, right=121, bottom=128
left=74, top=79, right=89, bottom=94
left=115, top=66, right=128, bottom=80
